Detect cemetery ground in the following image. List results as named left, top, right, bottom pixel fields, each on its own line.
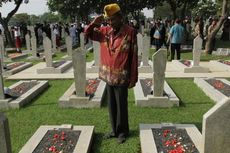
left=2, top=78, right=217, bottom=153
left=1, top=39, right=230, bottom=153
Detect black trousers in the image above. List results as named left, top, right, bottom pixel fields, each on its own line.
left=171, top=43, right=181, bottom=60
left=105, top=83, right=129, bottom=138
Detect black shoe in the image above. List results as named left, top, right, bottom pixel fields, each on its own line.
left=117, top=136, right=126, bottom=144
left=103, top=132, right=116, bottom=139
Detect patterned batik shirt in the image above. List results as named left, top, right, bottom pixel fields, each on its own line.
left=85, top=23, right=138, bottom=86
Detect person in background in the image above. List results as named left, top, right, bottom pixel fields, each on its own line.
left=168, top=19, right=185, bottom=60
left=14, top=26, right=22, bottom=53
left=69, top=24, right=77, bottom=46
left=207, top=18, right=218, bottom=54
left=84, top=3, right=138, bottom=144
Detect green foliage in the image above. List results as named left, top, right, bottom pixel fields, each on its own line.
left=192, top=0, right=220, bottom=20
left=154, top=2, right=177, bottom=19
left=8, top=13, right=30, bottom=25
left=40, top=12, right=61, bottom=23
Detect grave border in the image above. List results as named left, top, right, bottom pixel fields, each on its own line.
left=59, top=80, right=106, bottom=108
left=19, top=124, right=94, bottom=153
left=0, top=80, right=49, bottom=109
left=3, top=62, right=33, bottom=77
left=139, top=123, right=202, bottom=153
left=194, top=77, right=229, bottom=103
left=134, top=78, right=179, bottom=107
left=209, top=60, right=230, bottom=72
left=172, top=60, right=209, bottom=73
left=37, top=61, right=72, bottom=74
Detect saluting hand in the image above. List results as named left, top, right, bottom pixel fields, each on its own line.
left=93, top=15, right=104, bottom=26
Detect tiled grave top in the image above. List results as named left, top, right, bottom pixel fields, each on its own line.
left=19, top=125, right=94, bottom=153
left=140, top=123, right=202, bottom=153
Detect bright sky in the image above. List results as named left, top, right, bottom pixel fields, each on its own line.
left=0, top=0, right=153, bottom=18
left=0, top=0, right=49, bottom=17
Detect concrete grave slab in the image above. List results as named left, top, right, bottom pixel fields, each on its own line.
left=37, top=60, right=72, bottom=74
left=3, top=62, right=33, bottom=77
left=140, top=123, right=202, bottom=153
left=8, top=53, right=28, bottom=61
left=86, top=61, right=99, bottom=73
left=138, top=60, right=153, bottom=73
left=212, top=48, right=230, bottom=56
left=172, top=60, right=209, bottom=73
left=0, top=80, right=49, bottom=109
left=209, top=60, right=230, bottom=72
left=194, top=78, right=230, bottom=103
left=19, top=124, right=94, bottom=153
left=134, top=79, right=179, bottom=107
left=59, top=80, right=106, bottom=108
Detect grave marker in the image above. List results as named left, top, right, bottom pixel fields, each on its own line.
left=43, top=37, right=53, bottom=67
left=31, top=36, right=37, bottom=58
left=72, top=48, right=86, bottom=97
left=92, top=41, right=100, bottom=66
left=80, top=33, right=85, bottom=49
left=193, top=36, right=202, bottom=66
left=202, top=98, right=230, bottom=153
left=142, top=35, right=150, bottom=66
left=0, top=113, right=12, bottom=153
left=137, top=33, right=143, bottom=56
left=25, top=34, right=31, bottom=51
left=153, top=49, right=167, bottom=96
left=66, top=35, right=73, bottom=58
left=0, top=61, right=4, bottom=100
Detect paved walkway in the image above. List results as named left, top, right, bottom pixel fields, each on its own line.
left=6, top=61, right=230, bottom=80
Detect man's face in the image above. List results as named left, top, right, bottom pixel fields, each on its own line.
left=106, top=14, right=122, bottom=30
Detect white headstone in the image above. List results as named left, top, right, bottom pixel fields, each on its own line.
left=92, top=41, right=100, bottom=66
left=142, top=35, right=150, bottom=66
left=202, top=98, right=230, bottom=153
left=31, top=36, right=37, bottom=58
left=25, top=34, right=31, bottom=51
left=80, top=33, right=85, bottom=49
left=43, top=37, right=53, bottom=67
left=192, top=36, right=202, bottom=66
left=52, top=34, right=57, bottom=52
left=137, top=33, right=143, bottom=56
left=0, top=35, right=5, bottom=68
left=61, top=27, right=65, bottom=39
left=0, top=113, right=12, bottom=153
left=72, top=48, right=86, bottom=97
left=152, top=49, right=167, bottom=97
left=0, top=61, right=4, bottom=100
left=65, top=35, right=73, bottom=58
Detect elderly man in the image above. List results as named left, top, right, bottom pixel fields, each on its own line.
left=85, top=3, right=138, bottom=144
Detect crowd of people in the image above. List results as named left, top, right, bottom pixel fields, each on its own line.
left=0, top=22, right=86, bottom=54
left=147, top=16, right=230, bottom=57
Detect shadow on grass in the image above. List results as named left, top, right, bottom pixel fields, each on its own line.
left=90, top=132, right=105, bottom=153
left=181, top=122, right=203, bottom=132
left=90, top=129, right=139, bottom=153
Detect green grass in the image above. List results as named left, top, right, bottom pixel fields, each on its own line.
left=1, top=79, right=215, bottom=153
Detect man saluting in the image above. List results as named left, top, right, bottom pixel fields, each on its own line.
left=85, top=3, right=138, bottom=144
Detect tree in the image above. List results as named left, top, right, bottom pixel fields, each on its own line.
left=205, top=0, right=229, bottom=53
left=164, top=0, right=199, bottom=19
left=192, top=0, right=219, bottom=20
left=0, top=0, right=25, bottom=46
left=47, top=0, right=159, bottom=27
left=40, top=12, right=61, bottom=23
left=8, top=13, right=30, bottom=26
